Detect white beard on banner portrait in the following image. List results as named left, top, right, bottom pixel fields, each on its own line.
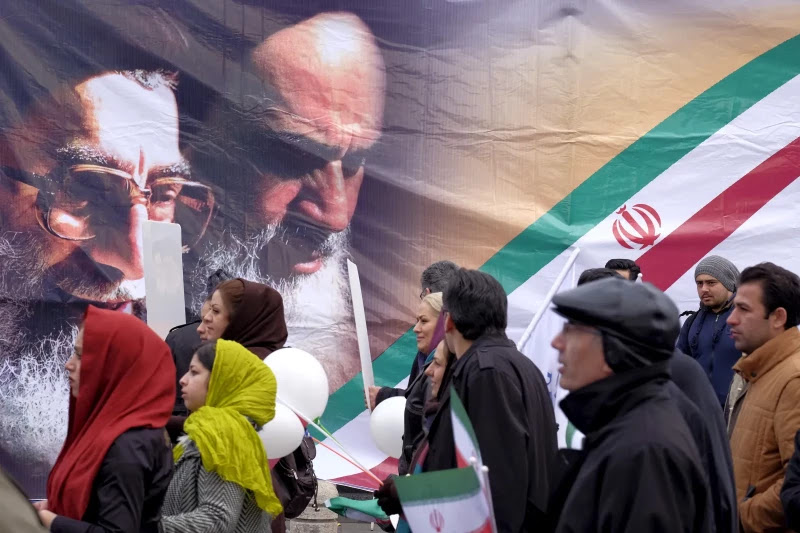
left=0, top=232, right=74, bottom=469
left=192, top=223, right=359, bottom=390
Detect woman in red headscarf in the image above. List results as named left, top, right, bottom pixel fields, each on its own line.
left=36, top=306, right=176, bottom=532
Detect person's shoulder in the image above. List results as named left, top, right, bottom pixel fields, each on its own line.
left=106, top=428, right=171, bottom=465
left=603, top=406, right=696, bottom=459
left=166, top=321, right=201, bottom=340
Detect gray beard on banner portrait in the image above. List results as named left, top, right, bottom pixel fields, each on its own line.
left=191, top=222, right=359, bottom=390
left=0, top=232, right=74, bottom=471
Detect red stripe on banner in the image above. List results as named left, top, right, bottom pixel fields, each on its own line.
left=638, top=135, right=800, bottom=290
left=333, top=457, right=398, bottom=490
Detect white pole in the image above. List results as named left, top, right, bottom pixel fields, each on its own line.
left=516, top=247, right=581, bottom=352
left=470, top=457, right=498, bottom=533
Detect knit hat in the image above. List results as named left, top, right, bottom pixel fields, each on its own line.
left=694, top=256, right=740, bottom=293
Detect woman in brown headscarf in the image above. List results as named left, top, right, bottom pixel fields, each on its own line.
left=198, top=278, right=288, bottom=358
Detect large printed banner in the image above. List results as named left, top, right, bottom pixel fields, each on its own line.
left=3, top=1, right=800, bottom=497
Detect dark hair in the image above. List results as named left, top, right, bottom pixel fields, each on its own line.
left=214, top=279, right=245, bottom=324
left=739, top=262, right=800, bottom=329
left=578, top=268, right=625, bottom=286
left=421, top=261, right=460, bottom=295
left=206, top=269, right=234, bottom=298
left=443, top=269, right=507, bottom=340
left=195, top=341, right=218, bottom=372
left=604, top=259, right=641, bottom=281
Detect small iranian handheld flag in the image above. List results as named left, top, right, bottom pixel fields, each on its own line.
left=449, top=387, right=498, bottom=533
left=450, top=386, right=482, bottom=468
left=394, top=467, right=493, bottom=533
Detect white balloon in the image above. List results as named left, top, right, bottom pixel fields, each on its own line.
left=259, top=403, right=305, bottom=459
left=369, top=396, right=406, bottom=459
left=265, top=348, right=329, bottom=420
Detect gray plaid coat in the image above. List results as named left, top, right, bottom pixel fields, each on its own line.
left=160, top=439, right=272, bottom=533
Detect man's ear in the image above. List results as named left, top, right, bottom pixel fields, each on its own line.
left=771, top=307, right=788, bottom=330
left=444, top=312, right=455, bottom=332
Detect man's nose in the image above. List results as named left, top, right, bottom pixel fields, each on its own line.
left=551, top=333, right=564, bottom=350
left=294, top=161, right=352, bottom=233
left=87, top=204, right=147, bottom=280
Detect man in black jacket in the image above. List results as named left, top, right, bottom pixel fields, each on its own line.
left=781, top=430, right=800, bottom=529
left=547, top=278, right=711, bottom=532
left=578, top=267, right=737, bottom=532
left=422, top=268, right=558, bottom=532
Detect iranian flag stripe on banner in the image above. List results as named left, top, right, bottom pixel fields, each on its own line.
left=450, top=386, right=482, bottom=469
left=315, top=35, right=800, bottom=488
left=394, top=467, right=493, bottom=533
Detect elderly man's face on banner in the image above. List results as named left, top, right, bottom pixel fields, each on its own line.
left=0, top=70, right=212, bottom=469
left=1, top=71, right=212, bottom=314
left=197, top=12, right=386, bottom=386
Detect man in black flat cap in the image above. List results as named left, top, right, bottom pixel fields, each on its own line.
left=546, top=278, right=711, bottom=533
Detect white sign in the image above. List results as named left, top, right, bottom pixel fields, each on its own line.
left=347, top=259, right=374, bottom=408
left=142, top=220, right=186, bottom=339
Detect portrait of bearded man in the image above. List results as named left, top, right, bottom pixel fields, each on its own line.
left=188, top=11, right=386, bottom=390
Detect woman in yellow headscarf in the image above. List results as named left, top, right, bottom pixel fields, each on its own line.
left=160, top=339, right=282, bottom=532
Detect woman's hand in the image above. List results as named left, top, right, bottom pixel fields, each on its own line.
left=38, top=509, right=57, bottom=528
left=33, top=500, right=48, bottom=511
left=367, top=386, right=381, bottom=411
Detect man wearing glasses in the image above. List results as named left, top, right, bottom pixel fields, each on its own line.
left=0, top=69, right=213, bottom=495
left=192, top=11, right=386, bottom=390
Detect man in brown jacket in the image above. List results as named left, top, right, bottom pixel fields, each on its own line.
left=726, top=262, right=800, bottom=532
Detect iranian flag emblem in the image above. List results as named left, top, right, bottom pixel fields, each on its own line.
left=394, top=467, right=494, bottom=533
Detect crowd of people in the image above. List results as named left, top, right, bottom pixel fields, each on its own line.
left=5, top=255, right=800, bottom=533
left=372, top=257, right=800, bottom=533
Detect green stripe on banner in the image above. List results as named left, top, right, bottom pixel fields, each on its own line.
left=319, top=33, right=800, bottom=436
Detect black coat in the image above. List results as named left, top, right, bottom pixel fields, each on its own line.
left=50, top=428, right=173, bottom=533
left=780, top=429, right=800, bottom=530
left=374, top=348, right=431, bottom=475
left=671, top=350, right=737, bottom=533
left=423, top=334, right=558, bottom=533
left=549, top=363, right=711, bottom=533
left=165, top=321, right=202, bottom=417
left=398, top=368, right=430, bottom=475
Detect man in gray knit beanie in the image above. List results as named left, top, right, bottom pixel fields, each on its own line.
left=695, top=255, right=740, bottom=294
left=677, top=255, right=741, bottom=408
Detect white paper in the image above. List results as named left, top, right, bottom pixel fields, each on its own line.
left=347, top=259, right=374, bottom=407
left=142, top=220, right=186, bottom=339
